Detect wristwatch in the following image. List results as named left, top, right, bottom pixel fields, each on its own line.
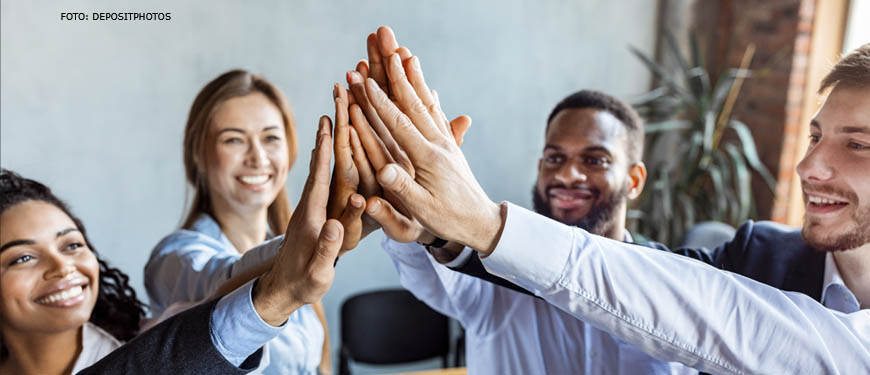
left=418, top=236, right=448, bottom=251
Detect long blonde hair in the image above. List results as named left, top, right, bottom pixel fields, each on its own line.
left=181, top=69, right=298, bottom=234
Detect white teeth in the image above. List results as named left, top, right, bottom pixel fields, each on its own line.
left=808, top=196, right=845, bottom=205
left=37, top=285, right=83, bottom=304
left=239, top=175, right=270, bottom=185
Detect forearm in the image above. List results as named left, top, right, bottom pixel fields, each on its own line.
left=481, top=203, right=870, bottom=374
left=383, top=238, right=465, bottom=319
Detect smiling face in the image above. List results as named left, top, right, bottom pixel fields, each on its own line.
left=204, top=92, right=290, bottom=215
left=533, top=108, right=635, bottom=237
left=0, top=200, right=99, bottom=336
left=796, top=86, right=870, bottom=251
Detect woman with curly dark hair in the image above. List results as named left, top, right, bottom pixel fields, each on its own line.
left=0, top=169, right=146, bottom=374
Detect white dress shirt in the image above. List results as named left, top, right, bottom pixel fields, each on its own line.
left=383, top=238, right=696, bottom=375
left=71, top=323, right=123, bottom=374
left=481, top=202, right=870, bottom=374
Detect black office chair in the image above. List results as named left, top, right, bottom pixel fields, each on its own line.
left=339, top=289, right=451, bottom=375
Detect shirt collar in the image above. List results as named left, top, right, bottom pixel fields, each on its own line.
left=190, top=214, right=238, bottom=253
left=821, top=252, right=861, bottom=313
left=623, top=229, right=634, bottom=243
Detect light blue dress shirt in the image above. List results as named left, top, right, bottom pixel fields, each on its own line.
left=482, top=202, right=870, bottom=374
left=145, top=215, right=324, bottom=374
left=383, top=238, right=696, bottom=375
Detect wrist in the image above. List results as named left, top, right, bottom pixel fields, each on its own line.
left=476, top=201, right=506, bottom=257
left=252, top=271, right=303, bottom=326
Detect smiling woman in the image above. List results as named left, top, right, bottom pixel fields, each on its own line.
left=144, top=70, right=331, bottom=374
left=0, top=169, right=146, bottom=375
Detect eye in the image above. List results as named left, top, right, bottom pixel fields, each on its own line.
left=544, top=154, right=564, bottom=165
left=847, top=142, right=869, bottom=150
left=9, top=254, right=32, bottom=266
left=808, top=134, right=820, bottom=144
left=584, top=156, right=609, bottom=168
left=64, top=242, right=84, bottom=252
left=264, top=135, right=282, bottom=142
left=223, top=137, right=243, bottom=145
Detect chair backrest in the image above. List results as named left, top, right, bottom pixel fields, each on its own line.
left=680, top=221, right=737, bottom=249
left=339, top=289, right=450, bottom=370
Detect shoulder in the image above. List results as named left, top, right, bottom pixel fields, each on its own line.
left=148, top=228, right=228, bottom=261
left=73, top=323, right=124, bottom=373
left=730, top=220, right=806, bottom=256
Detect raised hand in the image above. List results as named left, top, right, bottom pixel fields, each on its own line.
left=326, top=83, right=367, bottom=252
left=252, top=118, right=345, bottom=326
left=363, top=35, right=505, bottom=255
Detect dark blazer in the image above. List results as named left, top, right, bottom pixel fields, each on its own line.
left=454, top=220, right=827, bottom=302
left=79, top=299, right=263, bottom=375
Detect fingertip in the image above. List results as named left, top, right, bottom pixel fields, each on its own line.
left=350, top=194, right=364, bottom=209
left=323, top=220, right=342, bottom=241
left=378, top=164, right=399, bottom=186
left=366, top=197, right=381, bottom=214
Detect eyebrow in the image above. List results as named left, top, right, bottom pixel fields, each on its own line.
left=216, top=125, right=281, bottom=135
left=544, top=145, right=613, bottom=155
left=0, top=227, right=80, bottom=253
left=840, top=126, right=870, bottom=135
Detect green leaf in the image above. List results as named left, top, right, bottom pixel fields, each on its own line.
left=702, top=111, right=716, bottom=155
left=645, top=120, right=693, bottom=133
left=728, top=120, right=777, bottom=192
left=725, top=143, right=752, bottom=223
left=689, top=32, right=703, bottom=69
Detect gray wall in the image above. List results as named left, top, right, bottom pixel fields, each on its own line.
left=1, top=0, right=656, bottom=370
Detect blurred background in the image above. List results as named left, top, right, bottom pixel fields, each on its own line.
left=1, top=0, right=866, bottom=373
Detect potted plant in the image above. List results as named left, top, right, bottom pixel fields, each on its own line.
left=628, top=33, right=776, bottom=246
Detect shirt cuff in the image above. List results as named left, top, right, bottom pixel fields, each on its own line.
left=210, top=278, right=286, bottom=366
left=480, top=202, right=574, bottom=295
left=442, top=246, right=474, bottom=268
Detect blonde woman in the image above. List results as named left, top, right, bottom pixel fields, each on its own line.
left=145, top=70, right=330, bottom=374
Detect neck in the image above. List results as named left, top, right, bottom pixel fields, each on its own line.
left=832, top=243, right=870, bottom=309
left=1, top=326, right=83, bottom=375
left=601, top=205, right=628, bottom=241
left=211, top=198, right=269, bottom=254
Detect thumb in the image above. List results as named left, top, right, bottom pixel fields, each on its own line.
left=449, top=115, right=472, bottom=147
left=309, top=219, right=344, bottom=272
left=377, top=164, right=427, bottom=214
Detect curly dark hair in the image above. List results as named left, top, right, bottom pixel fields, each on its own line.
left=0, top=169, right=146, bottom=358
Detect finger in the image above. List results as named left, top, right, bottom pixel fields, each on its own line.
left=339, top=194, right=366, bottom=250
left=377, top=26, right=400, bottom=59
left=350, top=127, right=379, bottom=198
left=305, top=116, right=334, bottom=213
left=402, top=56, right=446, bottom=136
left=349, top=103, right=391, bottom=169
left=364, top=77, right=430, bottom=162
left=308, top=219, right=343, bottom=275
left=349, top=70, right=409, bottom=170
left=431, top=89, right=451, bottom=133
left=375, top=164, right=429, bottom=218
left=366, top=33, right=389, bottom=95
left=333, top=84, right=352, bottom=170
left=449, top=115, right=472, bottom=147
left=385, top=53, right=443, bottom=142
left=356, top=60, right=369, bottom=79
left=366, top=196, right=422, bottom=243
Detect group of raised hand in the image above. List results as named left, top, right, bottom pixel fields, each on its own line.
left=249, top=26, right=502, bottom=325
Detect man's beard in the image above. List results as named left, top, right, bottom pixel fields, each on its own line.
left=532, top=184, right=628, bottom=236
left=802, top=200, right=870, bottom=252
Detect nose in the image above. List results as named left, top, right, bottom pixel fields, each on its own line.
left=554, top=162, right=586, bottom=185
left=44, top=252, right=76, bottom=280
left=796, top=140, right=834, bottom=183
left=246, top=140, right=270, bottom=168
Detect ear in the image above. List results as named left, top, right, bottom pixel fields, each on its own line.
left=537, top=157, right=544, bottom=175
left=626, top=161, right=647, bottom=200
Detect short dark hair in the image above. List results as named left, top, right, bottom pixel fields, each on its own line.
left=819, top=43, right=870, bottom=93
left=0, top=169, right=146, bottom=357
left=546, top=90, right=644, bottom=162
